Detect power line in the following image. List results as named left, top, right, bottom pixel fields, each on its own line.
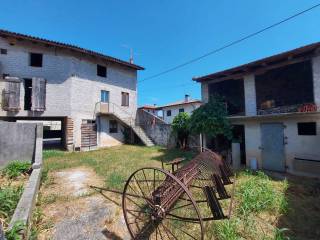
left=140, top=82, right=197, bottom=93
left=139, top=3, right=320, bottom=83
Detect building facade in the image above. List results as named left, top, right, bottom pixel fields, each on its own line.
left=158, top=95, right=202, bottom=123
left=0, top=29, right=153, bottom=150
left=195, top=42, right=320, bottom=177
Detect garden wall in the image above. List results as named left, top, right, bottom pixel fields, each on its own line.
left=137, top=109, right=175, bottom=147
left=0, top=121, right=40, bottom=167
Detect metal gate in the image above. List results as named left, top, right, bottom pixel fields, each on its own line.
left=260, top=123, right=285, bottom=172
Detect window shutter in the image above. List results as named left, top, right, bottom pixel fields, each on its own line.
left=2, top=77, right=21, bottom=111
left=126, top=93, right=129, bottom=106
left=122, top=92, right=125, bottom=106
left=32, top=77, right=46, bottom=111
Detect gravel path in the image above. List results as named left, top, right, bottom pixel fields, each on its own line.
left=39, top=168, right=130, bottom=240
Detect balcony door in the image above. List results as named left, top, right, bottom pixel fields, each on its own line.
left=101, top=90, right=109, bottom=103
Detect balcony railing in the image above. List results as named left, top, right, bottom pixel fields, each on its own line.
left=257, top=102, right=318, bottom=115
left=95, top=102, right=135, bottom=126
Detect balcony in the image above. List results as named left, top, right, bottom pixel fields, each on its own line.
left=97, top=102, right=110, bottom=114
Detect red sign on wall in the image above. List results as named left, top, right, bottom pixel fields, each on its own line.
left=298, top=103, right=317, bottom=113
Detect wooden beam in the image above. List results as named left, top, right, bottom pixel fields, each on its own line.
left=203, top=53, right=314, bottom=83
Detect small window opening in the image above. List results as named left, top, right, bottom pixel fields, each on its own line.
left=82, top=119, right=96, bottom=124
left=109, top=120, right=118, bottom=133
left=121, top=92, right=129, bottom=106
left=24, top=79, right=32, bottom=110
left=97, top=65, right=107, bottom=77
left=167, top=110, right=171, bottom=116
left=0, top=48, right=7, bottom=54
left=30, top=53, right=43, bottom=67
left=179, top=108, right=184, bottom=113
left=297, top=122, right=316, bottom=135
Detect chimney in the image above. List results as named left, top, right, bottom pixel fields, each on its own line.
left=185, top=94, right=190, bottom=102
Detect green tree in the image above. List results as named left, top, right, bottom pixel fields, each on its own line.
left=172, top=112, right=191, bottom=149
left=190, top=94, right=233, bottom=140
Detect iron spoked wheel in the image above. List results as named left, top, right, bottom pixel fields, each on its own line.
left=122, top=167, right=204, bottom=240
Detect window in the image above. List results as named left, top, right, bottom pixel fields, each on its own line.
left=109, top=120, right=118, bottom=133
left=297, top=122, right=316, bottom=135
left=24, top=79, right=32, bottom=110
left=167, top=110, right=171, bottom=116
left=82, top=119, right=96, bottom=124
left=0, top=48, right=7, bottom=54
left=29, top=53, right=43, bottom=67
left=179, top=108, right=184, bottom=113
left=97, top=64, right=107, bottom=77
left=23, top=78, right=46, bottom=111
left=121, top=92, right=129, bottom=106
left=101, top=90, right=109, bottom=103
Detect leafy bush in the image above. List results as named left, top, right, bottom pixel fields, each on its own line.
left=1, top=161, right=31, bottom=179
left=0, top=185, right=23, bottom=221
left=172, top=112, right=191, bottom=149
left=189, top=94, right=233, bottom=139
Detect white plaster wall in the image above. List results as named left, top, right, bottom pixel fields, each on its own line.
left=162, top=102, right=201, bottom=123
left=0, top=37, right=73, bottom=116
left=0, top=36, right=138, bottom=148
left=232, top=114, right=320, bottom=175
left=243, top=120, right=262, bottom=167
left=243, top=74, right=256, bottom=116
left=98, top=115, right=125, bottom=147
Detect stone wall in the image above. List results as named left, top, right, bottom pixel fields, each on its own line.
left=0, top=121, right=42, bottom=166
left=137, top=109, right=174, bottom=147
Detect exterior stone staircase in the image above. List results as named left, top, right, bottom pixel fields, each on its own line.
left=130, top=124, right=155, bottom=147
left=96, top=102, right=154, bottom=147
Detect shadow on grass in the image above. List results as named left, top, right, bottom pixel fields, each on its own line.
left=277, top=175, right=320, bottom=240
left=151, top=147, right=198, bottom=165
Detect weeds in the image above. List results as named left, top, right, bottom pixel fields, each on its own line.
left=0, top=185, right=23, bottom=222
left=106, top=172, right=125, bottom=190
left=237, top=171, right=283, bottom=216
left=5, top=221, right=25, bottom=240
left=43, top=150, right=65, bottom=159
left=1, top=161, right=31, bottom=179
left=213, top=218, right=240, bottom=240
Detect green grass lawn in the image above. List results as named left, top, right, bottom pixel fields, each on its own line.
left=40, top=145, right=320, bottom=240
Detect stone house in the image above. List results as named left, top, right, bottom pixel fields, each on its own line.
left=0, top=29, right=154, bottom=150
left=157, top=95, right=202, bottom=123
left=194, top=42, right=320, bottom=177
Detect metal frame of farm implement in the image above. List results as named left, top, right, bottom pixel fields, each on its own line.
left=91, top=147, right=236, bottom=240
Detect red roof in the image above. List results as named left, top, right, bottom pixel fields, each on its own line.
left=0, top=29, right=144, bottom=70
left=157, top=99, right=202, bottom=109
left=139, top=105, right=157, bottom=109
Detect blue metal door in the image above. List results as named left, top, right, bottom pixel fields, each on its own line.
left=261, top=123, right=285, bottom=172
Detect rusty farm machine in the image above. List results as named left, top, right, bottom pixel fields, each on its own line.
left=92, top=148, right=236, bottom=239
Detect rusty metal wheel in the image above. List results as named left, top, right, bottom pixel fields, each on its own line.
left=122, top=167, right=204, bottom=240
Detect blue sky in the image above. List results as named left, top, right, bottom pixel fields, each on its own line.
left=1, top=0, right=320, bottom=106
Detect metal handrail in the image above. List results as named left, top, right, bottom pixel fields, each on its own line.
left=96, top=101, right=136, bottom=127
